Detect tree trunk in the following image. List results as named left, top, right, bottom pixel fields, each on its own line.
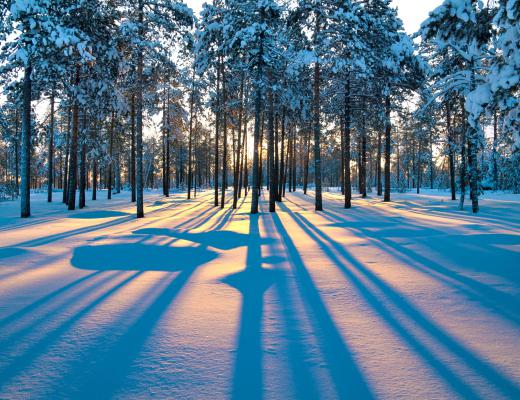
left=79, top=110, right=87, bottom=208
left=360, top=102, right=367, bottom=198
left=136, top=0, right=145, bottom=218
left=344, top=80, right=352, bottom=208
left=303, top=127, right=310, bottom=194
left=107, top=112, right=114, bottom=200
left=62, top=107, right=71, bottom=204
left=278, top=108, right=285, bottom=201
left=384, top=95, right=391, bottom=202
left=250, top=62, right=262, bottom=214
left=214, top=57, right=221, bottom=207
left=492, top=109, right=498, bottom=190
left=268, top=79, right=276, bottom=212
left=47, top=91, right=55, bottom=202
left=446, top=102, right=456, bottom=200
left=233, top=74, right=244, bottom=209
left=221, top=65, right=227, bottom=209
left=67, top=66, right=80, bottom=211
left=313, top=13, right=322, bottom=211
left=131, top=94, right=136, bottom=202
left=20, top=64, right=32, bottom=217
left=377, top=127, right=382, bottom=196
left=188, top=74, right=195, bottom=199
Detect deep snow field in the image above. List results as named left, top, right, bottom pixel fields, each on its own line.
left=0, top=188, right=519, bottom=399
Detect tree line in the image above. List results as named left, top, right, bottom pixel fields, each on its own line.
left=0, top=0, right=518, bottom=217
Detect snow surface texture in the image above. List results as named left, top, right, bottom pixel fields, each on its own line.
left=0, top=189, right=519, bottom=399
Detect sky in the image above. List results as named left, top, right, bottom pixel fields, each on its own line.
left=186, top=0, right=444, bottom=34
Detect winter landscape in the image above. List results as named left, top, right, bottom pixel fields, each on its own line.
left=0, top=0, right=519, bottom=399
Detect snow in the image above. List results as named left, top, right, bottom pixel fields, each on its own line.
left=0, top=189, right=519, bottom=399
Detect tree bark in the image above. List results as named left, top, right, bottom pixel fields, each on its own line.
left=344, top=80, right=352, bottom=208
left=136, top=0, right=145, bottom=218
left=67, top=66, right=80, bottom=211
left=313, top=13, right=322, bottom=211
left=221, top=65, right=228, bottom=209
left=384, top=95, right=391, bottom=202
left=20, top=64, right=32, bottom=217
left=47, top=91, right=55, bottom=202
left=214, top=57, right=221, bottom=207
left=268, top=79, right=276, bottom=212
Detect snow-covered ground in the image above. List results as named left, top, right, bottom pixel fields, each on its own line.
left=0, top=189, right=519, bottom=399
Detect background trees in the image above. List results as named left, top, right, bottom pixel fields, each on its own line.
left=0, top=0, right=518, bottom=216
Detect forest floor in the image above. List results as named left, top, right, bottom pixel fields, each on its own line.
left=0, top=188, right=519, bottom=399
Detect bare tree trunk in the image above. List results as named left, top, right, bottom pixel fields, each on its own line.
left=303, top=127, right=310, bottom=195
left=47, top=91, right=55, bottom=202
left=63, top=107, right=71, bottom=204
left=233, top=74, right=244, bottom=208
left=278, top=108, right=285, bottom=201
left=344, top=80, right=352, bottom=208
left=221, top=65, right=227, bottom=209
left=384, top=95, right=391, bottom=202
left=107, top=112, right=114, bottom=200
left=131, top=94, right=136, bottom=202
left=377, top=127, right=382, bottom=196
left=446, top=102, right=456, bottom=200
left=214, top=57, right=221, bottom=207
left=20, top=63, right=32, bottom=217
left=251, top=63, right=262, bottom=213
left=67, top=66, right=80, bottom=211
left=268, top=78, right=276, bottom=212
left=492, top=109, right=498, bottom=190
left=136, top=0, right=145, bottom=218
left=79, top=110, right=87, bottom=208
left=313, top=13, right=322, bottom=211
left=459, top=97, right=467, bottom=210
left=188, top=73, right=195, bottom=199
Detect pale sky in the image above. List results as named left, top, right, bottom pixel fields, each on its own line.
left=186, top=0, right=444, bottom=34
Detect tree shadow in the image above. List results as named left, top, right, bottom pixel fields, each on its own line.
left=71, top=243, right=219, bottom=271
left=68, top=210, right=130, bottom=219
left=280, top=202, right=520, bottom=399
left=290, top=192, right=520, bottom=325
left=270, top=210, right=375, bottom=399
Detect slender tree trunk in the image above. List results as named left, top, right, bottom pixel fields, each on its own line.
left=446, top=101, right=456, bottom=200
left=268, top=78, right=276, bottom=212
left=15, top=110, right=20, bottom=196
left=79, top=110, right=87, bottom=208
left=20, top=64, right=32, bottom=217
left=136, top=0, right=145, bottom=218
left=278, top=108, right=285, bottom=201
left=63, top=107, right=71, bottom=204
left=67, top=66, right=80, bottom=211
left=384, top=95, right=391, bottom=202
left=492, top=109, right=498, bottom=190
left=251, top=63, right=262, bottom=214
left=376, top=127, right=382, bottom=196
left=344, top=80, right=352, bottom=208
left=360, top=103, right=367, bottom=198
left=131, top=94, right=136, bottom=202
left=467, top=62, right=480, bottom=213
left=107, top=112, right=114, bottom=200
left=214, top=57, right=221, bottom=207
left=233, top=74, right=244, bottom=209
left=188, top=74, right=195, bottom=199
left=313, top=14, right=322, bottom=211
left=47, top=91, right=55, bottom=202
left=459, top=97, right=467, bottom=210
left=221, top=65, right=228, bottom=209
left=239, top=109, right=247, bottom=199
left=303, top=127, right=310, bottom=194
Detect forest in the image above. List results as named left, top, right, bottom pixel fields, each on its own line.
left=0, top=1, right=519, bottom=399
left=0, top=0, right=518, bottom=217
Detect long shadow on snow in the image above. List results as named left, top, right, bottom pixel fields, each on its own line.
left=290, top=192, right=520, bottom=325
left=281, top=202, right=520, bottom=399
left=271, top=210, right=375, bottom=399
left=0, top=272, right=142, bottom=390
